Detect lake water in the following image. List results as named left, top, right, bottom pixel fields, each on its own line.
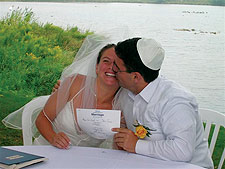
left=0, top=2, right=224, bottom=114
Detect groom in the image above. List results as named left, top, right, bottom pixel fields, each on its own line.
left=111, top=37, right=213, bottom=169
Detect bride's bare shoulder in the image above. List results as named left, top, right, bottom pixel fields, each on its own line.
left=71, top=74, right=86, bottom=84
left=69, top=74, right=86, bottom=96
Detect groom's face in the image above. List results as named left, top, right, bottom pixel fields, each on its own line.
left=113, top=56, right=134, bottom=90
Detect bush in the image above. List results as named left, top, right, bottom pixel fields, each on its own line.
left=0, top=8, right=90, bottom=96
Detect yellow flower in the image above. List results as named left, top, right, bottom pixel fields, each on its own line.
left=54, top=46, right=60, bottom=49
left=135, top=125, right=148, bottom=139
left=31, top=55, right=37, bottom=60
left=133, top=120, right=155, bottom=139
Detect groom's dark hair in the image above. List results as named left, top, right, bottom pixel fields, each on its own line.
left=115, top=38, right=159, bottom=83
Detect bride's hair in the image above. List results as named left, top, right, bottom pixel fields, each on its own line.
left=97, top=44, right=116, bottom=64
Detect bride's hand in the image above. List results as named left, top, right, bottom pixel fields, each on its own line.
left=51, top=132, right=71, bottom=149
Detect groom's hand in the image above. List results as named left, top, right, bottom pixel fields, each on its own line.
left=112, top=128, right=138, bottom=153
left=52, top=80, right=61, bottom=93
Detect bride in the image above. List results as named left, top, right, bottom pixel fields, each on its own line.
left=2, top=33, right=127, bottom=149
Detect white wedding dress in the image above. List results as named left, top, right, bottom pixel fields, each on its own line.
left=33, top=90, right=105, bottom=147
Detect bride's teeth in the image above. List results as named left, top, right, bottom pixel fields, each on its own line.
left=106, top=73, right=116, bottom=77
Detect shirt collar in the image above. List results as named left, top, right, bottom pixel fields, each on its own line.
left=128, top=76, right=161, bottom=103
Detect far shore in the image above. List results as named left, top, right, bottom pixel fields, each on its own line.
left=0, top=0, right=224, bottom=7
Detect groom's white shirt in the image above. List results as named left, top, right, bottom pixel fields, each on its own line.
left=120, top=75, right=213, bottom=169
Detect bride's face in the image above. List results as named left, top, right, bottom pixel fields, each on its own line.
left=96, top=47, right=119, bottom=88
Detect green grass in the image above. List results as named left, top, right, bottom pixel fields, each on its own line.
left=0, top=91, right=32, bottom=146
left=0, top=8, right=90, bottom=96
left=0, top=8, right=89, bottom=145
left=207, top=124, right=225, bottom=169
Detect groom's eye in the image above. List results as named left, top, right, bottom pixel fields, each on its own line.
left=103, top=59, right=110, bottom=63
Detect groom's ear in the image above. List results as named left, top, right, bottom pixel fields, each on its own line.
left=132, top=72, right=143, bottom=84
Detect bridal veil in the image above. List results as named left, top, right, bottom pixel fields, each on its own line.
left=2, top=28, right=130, bottom=146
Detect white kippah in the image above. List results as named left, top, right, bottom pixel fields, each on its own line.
left=137, top=38, right=165, bottom=70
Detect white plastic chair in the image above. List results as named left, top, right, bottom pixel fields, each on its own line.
left=22, top=95, right=49, bottom=145
left=199, top=108, right=225, bottom=169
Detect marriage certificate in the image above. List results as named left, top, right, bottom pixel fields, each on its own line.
left=76, top=108, right=121, bottom=139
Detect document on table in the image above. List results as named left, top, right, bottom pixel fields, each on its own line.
left=76, top=108, right=121, bottom=139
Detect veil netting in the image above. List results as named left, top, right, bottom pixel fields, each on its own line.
left=2, top=28, right=130, bottom=147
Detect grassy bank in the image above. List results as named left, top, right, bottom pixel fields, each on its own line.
left=0, top=91, right=32, bottom=146
left=0, top=8, right=89, bottom=97
left=0, top=9, right=90, bottom=145
left=0, top=8, right=89, bottom=144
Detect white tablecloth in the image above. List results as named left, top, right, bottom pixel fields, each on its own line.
left=3, top=146, right=204, bottom=169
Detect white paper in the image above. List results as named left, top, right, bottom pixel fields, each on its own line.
left=76, top=108, right=121, bottom=139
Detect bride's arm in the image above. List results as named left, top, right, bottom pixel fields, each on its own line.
left=35, top=86, right=71, bottom=149
left=36, top=75, right=83, bottom=149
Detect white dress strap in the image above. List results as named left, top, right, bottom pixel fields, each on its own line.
left=69, top=86, right=85, bottom=102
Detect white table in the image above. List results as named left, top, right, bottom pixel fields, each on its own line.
left=4, top=146, right=204, bottom=169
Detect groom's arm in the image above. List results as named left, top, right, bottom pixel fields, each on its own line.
left=112, top=104, right=197, bottom=162
left=132, top=104, right=196, bottom=162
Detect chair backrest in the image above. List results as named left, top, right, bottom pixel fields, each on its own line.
left=199, top=108, right=225, bottom=169
left=22, top=96, right=49, bottom=145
